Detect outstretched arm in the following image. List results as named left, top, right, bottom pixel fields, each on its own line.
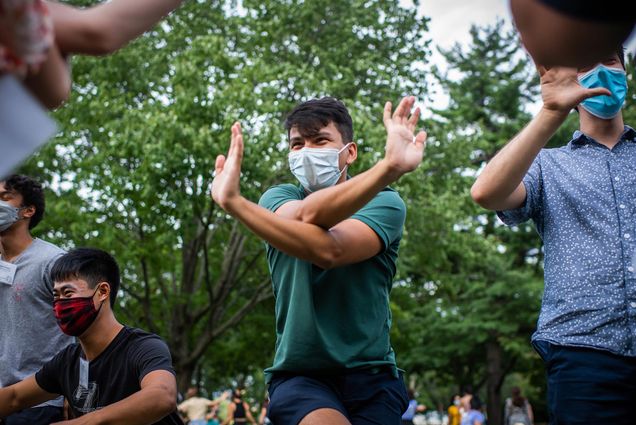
left=0, top=376, right=57, bottom=418
left=45, top=0, right=184, bottom=56
left=471, top=65, right=610, bottom=211
left=50, top=370, right=177, bottom=425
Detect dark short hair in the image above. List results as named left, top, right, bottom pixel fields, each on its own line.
left=617, top=45, right=625, bottom=69
left=284, top=97, right=354, bottom=144
left=2, top=174, right=45, bottom=230
left=470, top=395, right=482, bottom=411
left=50, top=248, right=120, bottom=308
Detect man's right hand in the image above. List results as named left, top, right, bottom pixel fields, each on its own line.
left=538, top=65, right=611, bottom=115
left=382, top=96, right=427, bottom=176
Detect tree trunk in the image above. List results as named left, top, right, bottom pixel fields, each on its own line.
left=486, top=339, right=504, bottom=425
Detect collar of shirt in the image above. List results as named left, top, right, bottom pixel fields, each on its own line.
left=569, top=125, right=636, bottom=149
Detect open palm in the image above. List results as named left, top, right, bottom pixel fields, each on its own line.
left=539, top=65, right=611, bottom=113
left=383, top=96, right=427, bottom=174
left=211, top=122, right=244, bottom=211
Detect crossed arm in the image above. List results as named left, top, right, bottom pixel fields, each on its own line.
left=211, top=97, right=426, bottom=269
left=0, top=371, right=177, bottom=425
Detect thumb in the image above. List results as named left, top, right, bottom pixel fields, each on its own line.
left=215, top=155, right=226, bottom=175
left=581, top=87, right=611, bottom=100
left=414, top=130, right=427, bottom=150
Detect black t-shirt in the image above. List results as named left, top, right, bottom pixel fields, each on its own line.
left=35, top=326, right=183, bottom=425
left=538, top=0, right=636, bottom=22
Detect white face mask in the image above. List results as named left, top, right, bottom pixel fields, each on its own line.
left=288, top=143, right=351, bottom=193
left=0, top=200, right=20, bottom=232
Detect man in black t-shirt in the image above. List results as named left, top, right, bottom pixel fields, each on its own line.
left=510, top=0, right=635, bottom=67
left=0, top=248, right=183, bottom=425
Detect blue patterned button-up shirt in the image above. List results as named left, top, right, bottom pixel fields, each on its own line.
left=498, top=126, right=636, bottom=356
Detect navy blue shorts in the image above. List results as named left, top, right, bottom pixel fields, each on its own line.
left=267, top=368, right=409, bottom=425
left=534, top=340, right=636, bottom=425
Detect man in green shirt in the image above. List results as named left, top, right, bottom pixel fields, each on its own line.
left=211, top=96, right=426, bottom=424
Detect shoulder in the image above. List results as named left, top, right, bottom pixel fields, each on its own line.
left=258, top=184, right=304, bottom=210
left=45, top=342, right=81, bottom=368
left=33, top=238, right=66, bottom=257
left=125, top=327, right=170, bottom=350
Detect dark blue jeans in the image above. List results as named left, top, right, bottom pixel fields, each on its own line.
left=3, top=406, right=63, bottom=425
left=534, top=340, right=636, bottom=425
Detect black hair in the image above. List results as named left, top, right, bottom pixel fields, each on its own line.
left=470, top=395, right=482, bottom=411
left=50, top=248, right=120, bottom=308
left=2, top=174, right=45, bottom=230
left=617, top=45, right=625, bottom=69
left=461, top=385, right=473, bottom=396
left=284, top=97, right=354, bottom=144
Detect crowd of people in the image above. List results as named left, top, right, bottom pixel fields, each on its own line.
left=1, top=0, right=636, bottom=424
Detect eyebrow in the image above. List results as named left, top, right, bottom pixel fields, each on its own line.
left=289, top=131, right=334, bottom=143
left=54, top=284, right=77, bottom=293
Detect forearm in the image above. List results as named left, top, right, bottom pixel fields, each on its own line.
left=0, top=387, right=19, bottom=417
left=46, top=0, right=182, bottom=55
left=23, top=44, right=70, bottom=109
left=471, top=108, right=567, bottom=210
left=227, top=197, right=340, bottom=268
left=294, top=159, right=401, bottom=229
left=0, top=377, right=56, bottom=418
left=79, top=386, right=176, bottom=425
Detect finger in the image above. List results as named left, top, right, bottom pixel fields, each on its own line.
left=214, top=154, right=226, bottom=175
left=234, top=122, right=244, bottom=162
left=407, top=106, right=421, bottom=130
left=393, top=96, right=412, bottom=120
left=227, top=124, right=237, bottom=158
left=383, top=101, right=392, bottom=127
left=414, top=130, right=427, bottom=150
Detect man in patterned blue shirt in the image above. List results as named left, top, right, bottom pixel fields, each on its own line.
left=472, top=48, right=635, bottom=424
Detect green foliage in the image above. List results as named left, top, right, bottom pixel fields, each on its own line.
left=24, top=0, right=430, bottom=391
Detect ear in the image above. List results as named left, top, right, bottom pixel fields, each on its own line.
left=345, top=142, right=358, bottom=166
left=21, top=205, right=36, bottom=219
left=97, top=282, right=111, bottom=305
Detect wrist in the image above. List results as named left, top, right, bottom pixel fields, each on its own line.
left=224, top=195, right=246, bottom=216
left=539, top=105, right=570, bottom=123
left=377, top=158, right=405, bottom=183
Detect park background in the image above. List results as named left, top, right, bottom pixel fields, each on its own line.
left=18, top=1, right=636, bottom=424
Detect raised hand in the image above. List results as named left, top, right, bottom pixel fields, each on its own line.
left=538, top=65, right=611, bottom=114
left=382, top=96, right=427, bottom=175
left=211, top=122, right=244, bottom=212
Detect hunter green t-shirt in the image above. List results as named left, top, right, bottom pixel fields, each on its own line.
left=258, top=183, right=406, bottom=380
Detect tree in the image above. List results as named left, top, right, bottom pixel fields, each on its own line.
left=25, top=0, right=430, bottom=392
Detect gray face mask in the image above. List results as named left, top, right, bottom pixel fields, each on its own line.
left=0, top=200, right=20, bottom=232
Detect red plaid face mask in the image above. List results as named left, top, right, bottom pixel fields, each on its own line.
left=53, top=287, right=104, bottom=336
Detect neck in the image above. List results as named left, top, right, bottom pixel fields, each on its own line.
left=78, top=310, right=124, bottom=361
left=0, top=226, right=33, bottom=261
left=579, top=111, right=625, bottom=149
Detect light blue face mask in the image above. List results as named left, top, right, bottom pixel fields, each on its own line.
left=578, top=64, right=627, bottom=120
left=0, top=200, right=20, bottom=232
left=288, top=143, right=351, bottom=193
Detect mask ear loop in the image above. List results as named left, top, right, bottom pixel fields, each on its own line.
left=93, top=283, right=108, bottom=312
left=337, top=142, right=353, bottom=178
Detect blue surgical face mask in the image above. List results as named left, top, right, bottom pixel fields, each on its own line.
left=288, top=143, right=351, bottom=193
left=578, top=64, right=627, bottom=120
left=0, top=200, right=20, bottom=232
